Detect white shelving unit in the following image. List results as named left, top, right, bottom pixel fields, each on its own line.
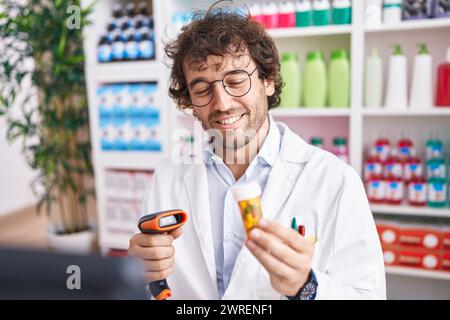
left=82, top=0, right=450, bottom=295
left=371, top=204, right=450, bottom=218
left=385, top=266, right=450, bottom=281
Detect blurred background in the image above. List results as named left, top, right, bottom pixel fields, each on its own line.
left=0, top=0, right=450, bottom=299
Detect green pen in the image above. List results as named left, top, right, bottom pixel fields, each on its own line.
left=291, top=217, right=298, bottom=231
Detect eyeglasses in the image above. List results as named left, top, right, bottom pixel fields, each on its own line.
left=188, top=67, right=259, bottom=108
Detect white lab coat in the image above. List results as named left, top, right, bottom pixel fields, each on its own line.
left=142, top=122, right=386, bottom=300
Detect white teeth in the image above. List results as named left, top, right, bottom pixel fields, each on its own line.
left=218, top=115, right=241, bottom=125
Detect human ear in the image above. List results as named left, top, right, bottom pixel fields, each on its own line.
left=263, top=78, right=275, bottom=97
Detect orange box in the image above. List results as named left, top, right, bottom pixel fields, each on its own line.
left=397, top=226, right=442, bottom=250
left=396, top=249, right=440, bottom=270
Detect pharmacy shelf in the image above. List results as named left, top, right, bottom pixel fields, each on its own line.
left=371, top=204, right=450, bottom=219
left=385, top=266, right=450, bottom=281
left=270, top=108, right=351, bottom=117
left=87, top=60, right=165, bottom=80
left=362, top=108, right=450, bottom=117
left=365, top=17, right=450, bottom=33
left=97, top=152, right=163, bottom=171
left=267, top=24, right=352, bottom=38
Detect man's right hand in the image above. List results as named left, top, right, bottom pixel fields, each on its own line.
left=128, top=228, right=183, bottom=282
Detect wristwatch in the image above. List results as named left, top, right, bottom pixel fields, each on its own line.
left=287, top=269, right=318, bottom=301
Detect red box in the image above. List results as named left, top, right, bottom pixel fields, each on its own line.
left=442, top=230, right=450, bottom=251
left=397, top=226, right=442, bottom=250
left=382, top=248, right=398, bottom=266
left=396, top=249, right=440, bottom=270
left=376, top=222, right=398, bottom=247
left=440, top=253, right=450, bottom=272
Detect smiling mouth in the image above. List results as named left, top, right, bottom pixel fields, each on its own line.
left=216, top=113, right=245, bottom=126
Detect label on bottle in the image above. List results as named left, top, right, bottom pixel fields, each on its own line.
left=427, top=161, right=446, bottom=179
left=125, top=41, right=139, bottom=60
left=138, top=40, right=154, bottom=59
left=408, top=182, right=427, bottom=204
left=404, top=162, right=423, bottom=181
left=98, top=44, right=112, bottom=62
left=365, top=162, right=383, bottom=180
left=386, top=180, right=404, bottom=202
left=112, top=41, right=125, bottom=60
left=384, top=163, right=403, bottom=179
left=428, top=181, right=447, bottom=203
left=367, top=179, right=385, bottom=201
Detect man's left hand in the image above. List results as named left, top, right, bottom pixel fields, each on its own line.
left=246, top=218, right=314, bottom=297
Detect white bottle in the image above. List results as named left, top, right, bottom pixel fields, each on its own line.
left=410, top=44, right=433, bottom=110
left=365, top=0, right=382, bottom=28
left=385, top=45, right=408, bottom=110
left=365, top=48, right=383, bottom=108
left=383, top=0, right=402, bottom=25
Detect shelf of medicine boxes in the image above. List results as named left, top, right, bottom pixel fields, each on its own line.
left=370, top=204, right=450, bottom=219
left=365, top=17, right=450, bottom=33
left=385, top=266, right=450, bottom=281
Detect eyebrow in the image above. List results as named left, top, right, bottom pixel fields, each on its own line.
left=188, top=68, right=247, bottom=89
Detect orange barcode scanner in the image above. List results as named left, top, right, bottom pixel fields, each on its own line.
left=138, top=209, right=188, bottom=300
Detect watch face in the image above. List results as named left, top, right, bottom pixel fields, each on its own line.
left=300, top=282, right=317, bottom=300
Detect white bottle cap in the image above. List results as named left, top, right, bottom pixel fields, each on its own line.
left=231, top=181, right=262, bottom=201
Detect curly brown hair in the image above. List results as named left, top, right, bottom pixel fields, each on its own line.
left=164, top=1, right=282, bottom=110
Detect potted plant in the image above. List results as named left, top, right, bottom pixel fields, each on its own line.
left=0, top=0, right=96, bottom=253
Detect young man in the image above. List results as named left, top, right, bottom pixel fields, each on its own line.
left=129, top=5, right=386, bottom=300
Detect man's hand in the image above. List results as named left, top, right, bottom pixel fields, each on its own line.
left=128, top=228, right=183, bottom=282
left=246, top=218, right=314, bottom=297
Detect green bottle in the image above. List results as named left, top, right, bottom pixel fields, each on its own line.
left=279, top=52, right=302, bottom=108
left=328, top=49, right=350, bottom=108
left=310, top=137, right=324, bottom=148
left=313, top=0, right=331, bottom=26
left=303, top=51, right=327, bottom=108
left=296, top=0, right=312, bottom=27
left=427, top=177, right=447, bottom=208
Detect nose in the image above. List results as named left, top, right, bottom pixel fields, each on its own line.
left=211, top=82, right=234, bottom=112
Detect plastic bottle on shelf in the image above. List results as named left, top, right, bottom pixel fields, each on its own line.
left=427, top=158, right=446, bottom=179
left=328, top=49, right=350, bottom=108
left=410, top=44, right=433, bottom=110
left=397, top=133, right=414, bottom=162
left=385, top=176, right=404, bottom=205
left=125, top=34, right=139, bottom=61
left=278, top=1, right=296, bottom=28
left=364, top=148, right=383, bottom=182
left=111, top=34, right=126, bottom=61
left=382, top=0, right=402, bottom=25
left=332, top=0, right=352, bottom=25
left=310, top=136, right=324, bottom=149
left=332, top=137, right=349, bottom=163
left=427, top=177, right=447, bottom=208
left=138, top=32, right=154, bottom=60
left=375, top=135, right=391, bottom=162
left=384, top=148, right=403, bottom=180
left=249, top=3, right=264, bottom=25
left=112, top=3, right=125, bottom=28
left=279, top=52, right=302, bottom=108
left=426, top=135, right=444, bottom=160
left=98, top=36, right=112, bottom=63
left=365, top=48, right=383, bottom=108
left=385, top=45, right=408, bottom=110
left=365, top=0, right=383, bottom=28
left=262, top=2, right=279, bottom=29
left=408, top=176, right=427, bottom=207
left=367, top=175, right=386, bottom=204
left=312, top=0, right=331, bottom=26
left=303, top=51, right=327, bottom=107
left=296, top=0, right=313, bottom=27
left=404, top=149, right=423, bottom=182
left=435, top=47, right=450, bottom=107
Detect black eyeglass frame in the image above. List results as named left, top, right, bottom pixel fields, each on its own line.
left=188, top=66, right=261, bottom=108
